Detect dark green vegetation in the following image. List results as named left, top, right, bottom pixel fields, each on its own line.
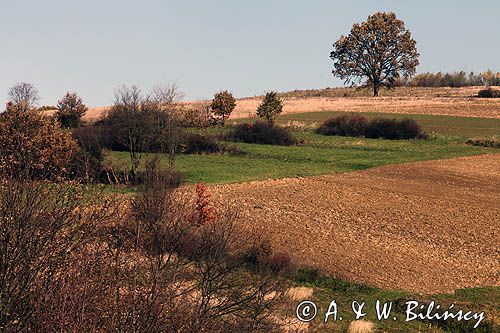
left=292, top=269, right=499, bottom=332
left=106, top=128, right=492, bottom=185
left=466, top=136, right=500, bottom=148
left=478, top=88, right=500, bottom=98
left=276, top=111, right=500, bottom=138
left=316, top=115, right=425, bottom=140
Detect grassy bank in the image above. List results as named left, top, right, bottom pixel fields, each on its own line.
left=105, top=131, right=493, bottom=185
left=231, top=111, right=500, bottom=138
left=289, top=271, right=499, bottom=332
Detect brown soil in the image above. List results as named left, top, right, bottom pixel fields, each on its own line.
left=209, top=154, right=500, bottom=293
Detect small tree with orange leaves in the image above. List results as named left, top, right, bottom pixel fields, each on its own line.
left=0, top=104, right=78, bottom=181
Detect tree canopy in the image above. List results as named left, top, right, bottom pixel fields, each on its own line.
left=210, top=90, right=236, bottom=126
left=330, top=12, right=419, bottom=96
left=256, top=91, right=283, bottom=123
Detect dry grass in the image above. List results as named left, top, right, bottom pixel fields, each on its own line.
left=347, top=320, right=375, bottom=333
left=83, top=87, right=500, bottom=121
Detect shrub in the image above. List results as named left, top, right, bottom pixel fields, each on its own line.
left=229, top=121, right=298, bottom=146
left=210, top=90, right=236, bottom=126
left=365, top=117, right=425, bottom=139
left=180, top=133, right=241, bottom=155
left=478, top=89, right=500, bottom=98
left=317, top=115, right=425, bottom=140
left=466, top=136, right=500, bottom=148
left=56, top=92, right=88, bottom=128
left=72, top=125, right=105, bottom=182
left=178, top=102, right=212, bottom=128
left=181, top=133, right=222, bottom=154
left=316, top=114, right=368, bottom=136
left=257, top=91, right=283, bottom=123
left=102, top=85, right=184, bottom=181
left=0, top=109, right=79, bottom=181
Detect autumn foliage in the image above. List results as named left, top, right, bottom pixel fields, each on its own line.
left=195, top=182, right=214, bottom=226
left=56, top=92, right=88, bottom=128
left=330, top=12, right=419, bottom=96
left=0, top=107, right=78, bottom=180
left=210, top=90, right=236, bottom=126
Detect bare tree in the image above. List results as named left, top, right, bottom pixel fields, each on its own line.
left=147, top=83, right=185, bottom=167
left=7, top=82, right=40, bottom=112
left=105, top=83, right=185, bottom=182
left=150, top=82, right=185, bottom=105
left=107, top=85, right=148, bottom=182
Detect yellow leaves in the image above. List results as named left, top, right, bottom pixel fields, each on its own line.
left=0, top=110, right=78, bottom=180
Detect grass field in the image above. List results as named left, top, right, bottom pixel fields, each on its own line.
left=106, top=131, right=493, bottom=185
left=289, top=271, right=498, bottom=332
left=235, top=111, right=500, bottom=138
left=102, top=111, right=500, bottom=331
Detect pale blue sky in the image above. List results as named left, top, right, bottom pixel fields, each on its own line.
left=1, top=0, right=498, bottom=106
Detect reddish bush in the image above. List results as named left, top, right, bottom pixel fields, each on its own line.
left=195, top=182, right=214, bottom=226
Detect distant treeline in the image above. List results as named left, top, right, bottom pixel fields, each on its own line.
left=398, top=70, right=500, bottom=87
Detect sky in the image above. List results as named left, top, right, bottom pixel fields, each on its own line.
left=0, top=0, right=499, bottom=107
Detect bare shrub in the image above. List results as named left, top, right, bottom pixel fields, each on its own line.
left=71, top=125, right=105, bottom=182
left=115, top=163, right=289, bottom=332
left=0, top=181, right=113, bottom=331
left=102, top=84, right=184, bottom=181
left=178, top=101, right=212, bottom=128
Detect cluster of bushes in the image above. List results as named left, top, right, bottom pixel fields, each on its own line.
left=478, top=88, right=500, bottom=98
left=180, top=132, right=241, bottom=154
left=227, top=121, right=299, bottom=146
left=0, top=163, right=290, bottom=332
left=397, top=70, right=500, bottom=87
left=466, top=136, right=500, bottom=148
left=317, top=114, right=426, bottom=140
left=0, top=105, right=82, bottom=181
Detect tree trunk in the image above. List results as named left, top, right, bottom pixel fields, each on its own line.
left=373, top=82, right=380, bottom=97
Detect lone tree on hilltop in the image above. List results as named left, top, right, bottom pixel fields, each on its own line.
left=210, top=90, right=236, bottom=126
left=257, top=91, right=283, bottom=124
left=330, top=12, right=419, bottom=97
left=56, top=92, right=88, bottom=128
left=8, top=82, right=40, bottom=112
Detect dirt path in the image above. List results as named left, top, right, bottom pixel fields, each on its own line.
left=209, top=154, right=500, bottom=294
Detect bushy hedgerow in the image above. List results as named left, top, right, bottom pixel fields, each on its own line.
left=0, top=109, right=79, bottom=181
left=478, top=89, right=500, bottom=98
left=180, top=133, right=241, bottom=154
left=228, top=121, right=298, bottom=146
left=316, top=114, right=368, bottom=136
left=364, top=117, right=425, bottom=139
left=317, top=115, right=425, bottom=140
left=466, top=136, right=500, bottom=148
